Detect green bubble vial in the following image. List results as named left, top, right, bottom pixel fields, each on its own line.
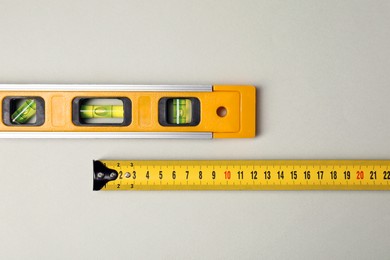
left=167, top=99, right=192, bottom=124
left=80, top=105, right=124, bottom=119
left=11, top=99, right=37, bottom=124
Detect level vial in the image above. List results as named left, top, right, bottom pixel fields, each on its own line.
left=167, top=98, right=192, bottom=124
left=80, top=105, right=124, bottom=119
left=11, top=99, right=37, bottom=124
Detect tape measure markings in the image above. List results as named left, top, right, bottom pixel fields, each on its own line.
left=93, top=160, right=390, bottom=190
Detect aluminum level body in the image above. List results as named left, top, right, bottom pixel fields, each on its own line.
left=0, top=84, right=256, bottom=139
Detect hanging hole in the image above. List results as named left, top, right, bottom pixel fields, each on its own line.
left=216, top=106, right=227, bottom=117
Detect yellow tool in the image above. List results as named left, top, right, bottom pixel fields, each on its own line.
left=93, top=160, right=390, bottom=190
left=0, top=84, right=256, bottom=138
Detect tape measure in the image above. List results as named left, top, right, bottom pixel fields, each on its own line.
left=93, top=160, right=390, bottom=190
left=0, top=84, right=255, bottom=139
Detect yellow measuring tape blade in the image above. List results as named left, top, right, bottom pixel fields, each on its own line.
left=93, top=160, right=390, bottom=190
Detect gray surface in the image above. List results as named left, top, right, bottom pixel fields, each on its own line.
left=1, top=0, right=390, bottom=259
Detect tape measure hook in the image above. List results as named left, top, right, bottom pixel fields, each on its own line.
left=93, top=160, right=118, bottom=190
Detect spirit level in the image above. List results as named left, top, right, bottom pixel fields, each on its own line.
left=93, top=160, right=390, bottom=190
left=0, top=84, right=255, bottom=138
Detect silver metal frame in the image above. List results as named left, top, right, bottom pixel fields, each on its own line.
left=0, top=84, right=212, bottom=92
left=0, top=132, right=213, bottom=139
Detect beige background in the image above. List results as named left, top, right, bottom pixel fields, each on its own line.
left=1, top=0, right=390, bottom=259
